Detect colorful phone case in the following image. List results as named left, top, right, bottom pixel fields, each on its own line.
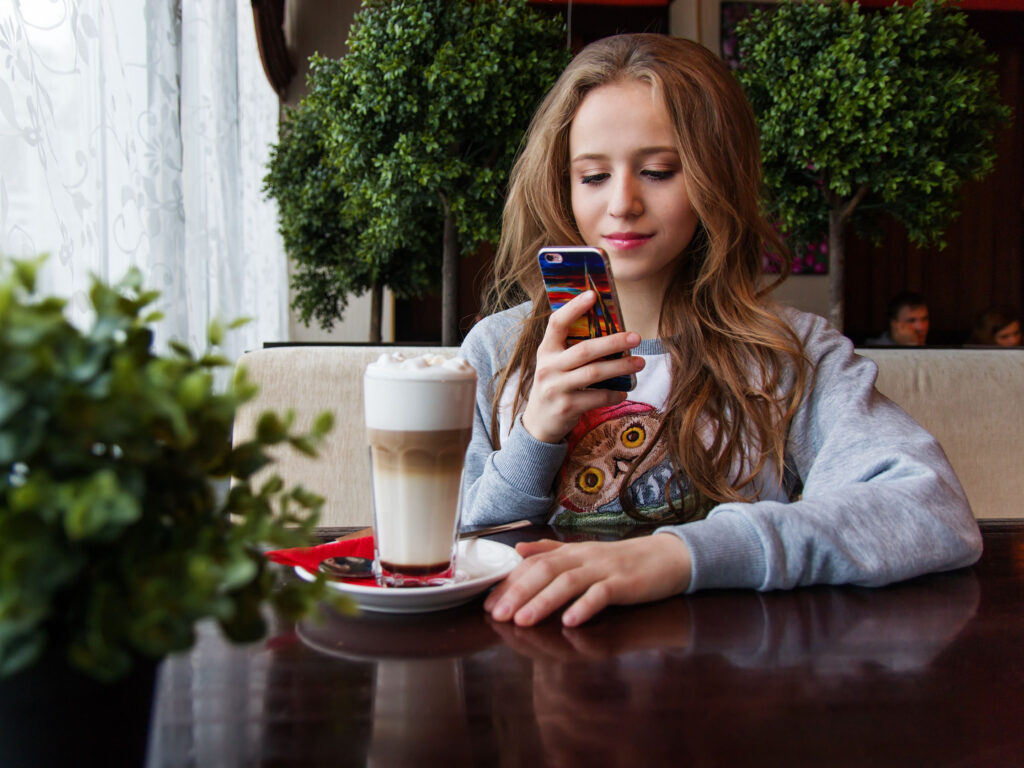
left=538, top=246, right=635, bottom=391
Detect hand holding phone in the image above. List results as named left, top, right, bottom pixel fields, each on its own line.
left=522, top=286, right=643, bottom=444
left=538, top=246, right=636, bottom=392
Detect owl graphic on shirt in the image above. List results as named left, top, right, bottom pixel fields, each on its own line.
left=550, top=400, right=702, bottom=526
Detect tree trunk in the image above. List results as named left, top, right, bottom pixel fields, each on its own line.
left=369, top=281, right=382, bottom=343
left=827, top=207, right=845, bottom=332
left=825, top=183, right=870, bottom=333
left=440, top=195, right=459, bottom=347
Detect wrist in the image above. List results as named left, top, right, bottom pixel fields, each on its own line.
left=654, top=531, right=693, bottom=594
left=520, top=410, right=565, bottom=445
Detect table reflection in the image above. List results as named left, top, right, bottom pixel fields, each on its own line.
left=285, top=571, right=979, bottom=768
left=489, top=571, right=980, bottom=767
left=295, top=602, right=501, bottom=767
left=488, top=570, right=978, bottom=672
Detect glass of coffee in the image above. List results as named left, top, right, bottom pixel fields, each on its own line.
left=363, top=353, right=477, bottom=587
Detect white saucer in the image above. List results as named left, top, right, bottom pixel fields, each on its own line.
left=295, top=538, right=521, bottom=614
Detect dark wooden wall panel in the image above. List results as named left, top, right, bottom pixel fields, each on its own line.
left=844, top=11, right=1024, bottom=344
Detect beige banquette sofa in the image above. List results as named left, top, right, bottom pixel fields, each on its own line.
left=233, top=345, right=1024, bottom=526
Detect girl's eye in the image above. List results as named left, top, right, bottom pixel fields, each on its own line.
left=580, top=173, right=609, bottom=185
left=642, top=169, right=675, bottom=181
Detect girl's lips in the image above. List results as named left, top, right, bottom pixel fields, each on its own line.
left=604, top=232, right=653, bottom=250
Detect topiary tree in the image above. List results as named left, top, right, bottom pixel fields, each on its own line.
left=736, top=0, right=1010, bottom=331
left=264, top=74, right=436, bottom=342
left=265, top=0, right=568, bottom=344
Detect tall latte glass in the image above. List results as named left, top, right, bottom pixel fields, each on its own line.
left=364, top=353, right=477, bottom=587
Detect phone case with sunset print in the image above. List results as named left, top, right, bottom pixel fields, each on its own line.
left=538, top=246, right=636, bottom=392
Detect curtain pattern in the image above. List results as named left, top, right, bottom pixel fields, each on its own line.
left=0, top=0, right=287, bottom=360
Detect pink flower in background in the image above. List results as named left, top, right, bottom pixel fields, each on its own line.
left=763, top=225, right=828, bottom=275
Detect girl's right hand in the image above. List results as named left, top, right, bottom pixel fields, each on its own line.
left=521, top=290, right=644, bottom=444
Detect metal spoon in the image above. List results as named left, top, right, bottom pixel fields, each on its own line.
left=318, top=520, right=532, bottom=581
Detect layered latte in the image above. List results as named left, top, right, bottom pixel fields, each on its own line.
left=363, top=353, right=476, bottom=586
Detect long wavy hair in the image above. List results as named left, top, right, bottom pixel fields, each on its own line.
left=484, top=34, right=809, bottom=522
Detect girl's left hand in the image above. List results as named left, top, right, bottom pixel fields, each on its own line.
left=483, top=534, right=693, bottom=627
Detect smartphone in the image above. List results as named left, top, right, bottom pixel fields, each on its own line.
left=537, top=246, right=636, bottom=391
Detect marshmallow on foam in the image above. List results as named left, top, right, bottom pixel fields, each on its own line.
left=365, top=352, right=476, bottom=380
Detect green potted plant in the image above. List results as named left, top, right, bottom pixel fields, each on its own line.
left=0, top=257, right=339, bottom=766
left=735, top=0, right=1010, bottom=330
left=264, top=0, right=569, bottom=344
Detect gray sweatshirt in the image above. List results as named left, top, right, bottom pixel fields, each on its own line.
left=459, top=302, right=982, bottom=593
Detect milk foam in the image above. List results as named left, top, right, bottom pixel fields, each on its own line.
left=364, top=353, right=476, bottom=432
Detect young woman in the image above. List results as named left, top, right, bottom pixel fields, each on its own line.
left=459, top=34, right=981, bottom=627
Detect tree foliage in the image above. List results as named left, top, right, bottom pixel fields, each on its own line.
left=264, top=0, right=568, bottom=340
left=735, top=0, right=1010, bottom=328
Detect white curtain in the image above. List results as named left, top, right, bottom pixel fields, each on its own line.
left=0, top=0, right=288, bottom=362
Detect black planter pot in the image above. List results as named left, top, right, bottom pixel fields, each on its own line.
left=0, top=651, right=158, bottom=768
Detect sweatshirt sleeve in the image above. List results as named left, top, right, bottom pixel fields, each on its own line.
left=660, top=310, right=982, bottom=592
left=458, top=309, right=564, bottom=526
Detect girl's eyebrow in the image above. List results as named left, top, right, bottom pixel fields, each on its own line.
left=570, top=146, right=679, bottom=163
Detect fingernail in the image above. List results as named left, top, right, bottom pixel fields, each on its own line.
left=634, top=356, right=645, bottom=369
left=627, top=332, right=641, bottom=346
left=492, top=601, right=512, bottom=621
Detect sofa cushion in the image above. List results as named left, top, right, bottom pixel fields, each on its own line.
left=234, top=345, right=1023, bottom=526
left=858, top=348, right=1024, bottom=519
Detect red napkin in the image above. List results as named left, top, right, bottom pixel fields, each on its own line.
left=265, top=536, right=375, bottom=576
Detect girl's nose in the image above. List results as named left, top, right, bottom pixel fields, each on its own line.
left=609, top=176, right=643, bottom=218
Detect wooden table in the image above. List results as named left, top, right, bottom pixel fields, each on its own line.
left=145, top=520, right=1024, bottom=767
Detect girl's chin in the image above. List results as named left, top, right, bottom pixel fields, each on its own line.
left=606, top=266, right=653, bottom=285
left=607, top=257, right=680, bottom=288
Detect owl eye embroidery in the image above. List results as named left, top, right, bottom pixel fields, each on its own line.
left=576, top=466, right=605, bottom=494
left=620, top=423, right=646, bottom=448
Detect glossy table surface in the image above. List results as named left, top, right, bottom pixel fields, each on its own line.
left=146, top=520, right=1024, bottom=767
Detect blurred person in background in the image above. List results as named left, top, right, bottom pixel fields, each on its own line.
left=970, top=306, right=1021, bottom=347
left=866, top=291, right=930, bottom=346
